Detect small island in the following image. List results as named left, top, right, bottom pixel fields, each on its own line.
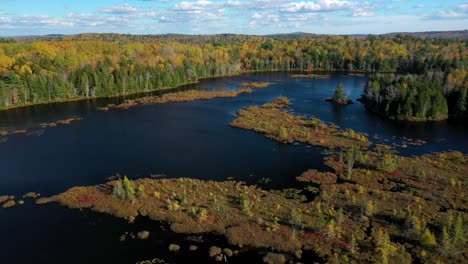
left=326, top=83, right=353, bottom=105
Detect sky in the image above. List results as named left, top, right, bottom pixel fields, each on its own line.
left=0, top=0, right=467, bottom=36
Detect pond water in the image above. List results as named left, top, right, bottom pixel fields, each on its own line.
left=0, top=72, right=466, bottom=263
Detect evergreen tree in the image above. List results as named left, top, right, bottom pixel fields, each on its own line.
left=331, top=83, right=348, bottom=104
left=112, top=176, right=135, bottom=200
left=453, top=213, right=465, bottom=248
left=456, top=87, right=467, bottom=116
left=430, top=90, right=448, bottom=119
left=79, top=73, right=90, bottom=97
left=123, top=176, right=135, bottom=200
left=421, top=228, right=437, bottom=248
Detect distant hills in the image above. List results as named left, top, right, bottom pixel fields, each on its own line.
left=269, top=30, right=468, bottom=40
left=2, top=30, right=467, bottom=43
left=350, top=30, right=468, bottom=40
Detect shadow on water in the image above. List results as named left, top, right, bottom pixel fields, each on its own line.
left=0, top=72, right=466, bottom=263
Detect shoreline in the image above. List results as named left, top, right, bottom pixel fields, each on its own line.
left=0, top=69, right=375, bottom=113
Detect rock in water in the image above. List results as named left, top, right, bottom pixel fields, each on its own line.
left=137, top=231, right=150, bottom=240
left=168, top=244, right=180, bottom=252
left=209, top=246, right=222, bottom=257
left=189, top=245, right=198, bottom=251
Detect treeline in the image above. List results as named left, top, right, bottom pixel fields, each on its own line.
left=0, top=34, right=466, bottom=110
left=361, top=69, right=467, bottom=120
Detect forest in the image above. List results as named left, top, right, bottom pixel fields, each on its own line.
left=360, top=71, right=467, bottom=121
left=0, top=34, right=467, bottom=120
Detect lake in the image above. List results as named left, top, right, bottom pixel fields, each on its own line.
left=0, top=72, right=466, bottom=263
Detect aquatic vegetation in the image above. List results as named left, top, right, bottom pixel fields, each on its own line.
left=0, top=116, right=82, bottom=139
left=230, top=97, right=370, bottom=149
left=289, top=74, right=331, bottom=79
left=39, top=177, right=365, bottom=260
left=39, top=117, right=83, bottom=128
left=239, top=82, right=274, bottom=88
left=36, top=146, right=467, bottom=263
left=262, top=252, right=287, bottom=264
left=100, top=88, right=253, bottom=110
left=296, top=169, right=337, bottom=185
left=229, top=97, right=467, bottom=263
left=136, top=257, right=167, bottom=264
left=262, top=97, right=291, bottom=108
left=2, top=200, right=15, bottom=208
left=22, top=192, right=40, bottom=199
left=0, top=195, right=10, bottom=204
left=30, top=97, right=467, bottom=263
left=150, top=173, right=166, bottom=179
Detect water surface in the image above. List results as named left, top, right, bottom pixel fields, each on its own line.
left=0, top=72, right=466, bottom=263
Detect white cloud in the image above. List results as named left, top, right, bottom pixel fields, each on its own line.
left=160, top=0, right=227, bottom=22
left=0, top=0, right=465, bottom=36
left=427, top=3, right=468, bottom=20
left=67, top=13, right=132, bottom=28
left=279, top=1, right=375, bottom=18
left=0, top=15, right=73, bottom=29
left=251, top=13, right=263, bottom=19
left=352, top=11, right=374, bottom=17
left=100, top=4, right=141, bottom=15
left=99, top=4, right=157, bottom=18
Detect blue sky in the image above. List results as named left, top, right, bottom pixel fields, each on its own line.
left=0, top=0, right=467, bottom=36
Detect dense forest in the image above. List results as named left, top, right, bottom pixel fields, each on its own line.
left=361, top=70, right=467, bottom=120
left=0, top=34, right=466, bottom=116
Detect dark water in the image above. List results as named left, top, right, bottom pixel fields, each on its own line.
left=0, top=72, right=466, bottom=264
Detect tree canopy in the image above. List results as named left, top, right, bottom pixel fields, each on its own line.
left=0, top=34, right=466, bottom=115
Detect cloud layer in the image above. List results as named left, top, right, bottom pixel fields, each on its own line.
left=0, top=0, right=466, bottom=35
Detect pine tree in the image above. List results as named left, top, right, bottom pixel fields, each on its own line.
left=421, top=228, right=437, bottom=248
left=456, top=87, right=467, bottom=116
left=453, top=213, right=465, bottom=248
left=439, top=226, right=451, bottom=255
left=373, top=228, right=396, bottom=264
left=331, top=83, right=348, bottom=104
left=278, top=127, right=289, bottom=141
left=79, top=73, right=89, bottom=97
left=430, top=90, right=448, bottom=119
left=326, top=219, right=336, bottom=239
left=123, top=176, right=135, bottom=200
